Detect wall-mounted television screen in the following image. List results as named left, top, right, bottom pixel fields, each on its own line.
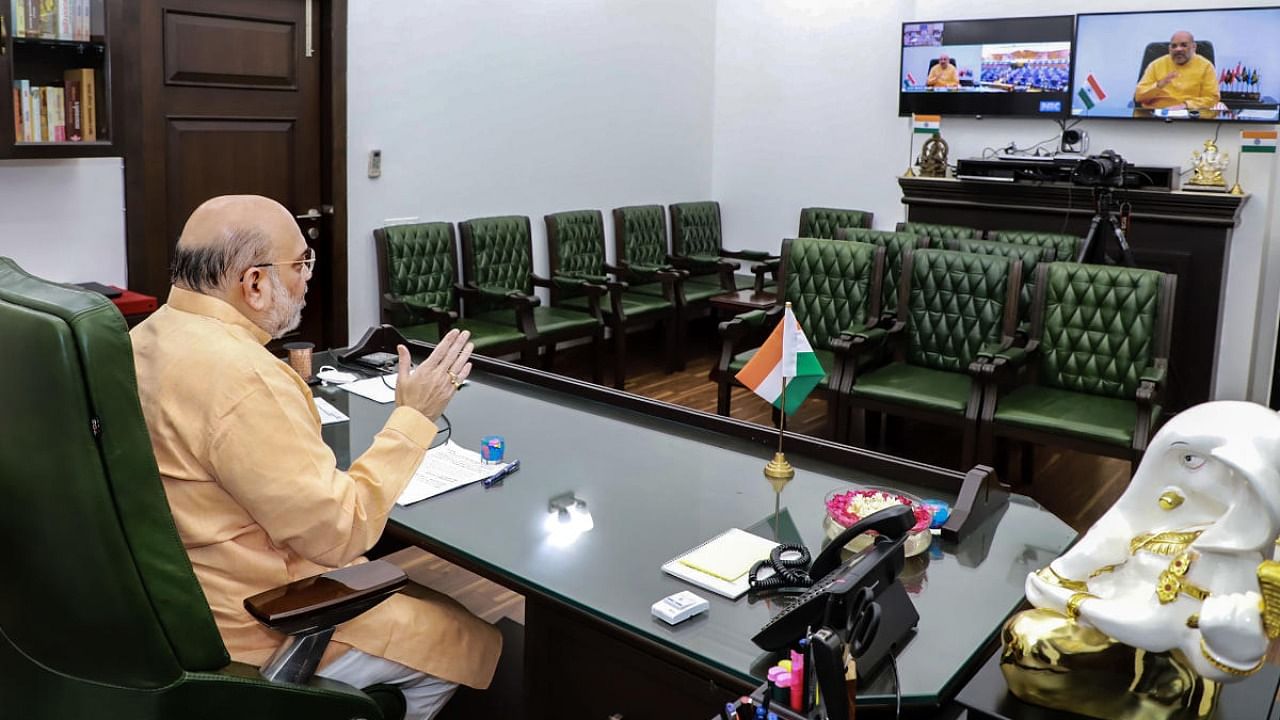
left=899, top=16, right=1075, bottom=118
left=1074, top=7, right=1280, bottom=122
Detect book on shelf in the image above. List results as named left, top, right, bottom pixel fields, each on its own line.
left=64, top=68, right=95, bottom=140
left=12, top=0, right=90, bottom=41
left=18, top=80, right=31, bottom=143
left=63, top=76, right=81, bottom=141
left=12, top=76, right=90, bottom=143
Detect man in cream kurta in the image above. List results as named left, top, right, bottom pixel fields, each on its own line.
left=131, top=195, right=501, bottom=719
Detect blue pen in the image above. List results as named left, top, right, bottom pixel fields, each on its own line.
left=482, top=459, right=520, bottom=487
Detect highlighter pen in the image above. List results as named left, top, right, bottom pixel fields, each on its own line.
left=481, top=459, right=521, bottom=487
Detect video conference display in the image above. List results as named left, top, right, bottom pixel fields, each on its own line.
left=1073, top=7, right=1280, bottom=122
left=900, top=7, right=1280, bottom=122
left=899, top=16, right=1075, bottom=118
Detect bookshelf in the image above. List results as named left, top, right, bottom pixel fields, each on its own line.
left=0, top=0, right=122, bottom=158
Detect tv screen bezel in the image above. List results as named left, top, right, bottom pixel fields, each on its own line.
left=1072, top=5, right=1280, bottom=124
left=897, top=14, right=1077, bottom=119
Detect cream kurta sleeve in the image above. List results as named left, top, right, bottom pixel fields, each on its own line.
left=206, top=363, right=436, bottom=568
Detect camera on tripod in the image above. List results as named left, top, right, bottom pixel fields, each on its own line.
left=1070, top=150, right=1132, bottom=188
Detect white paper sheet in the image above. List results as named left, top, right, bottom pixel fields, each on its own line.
left=339, top=374, right=397, bottom=404
left=313, top=397, right=349, bottom=425
left=398, top=440, right=510, bottom=506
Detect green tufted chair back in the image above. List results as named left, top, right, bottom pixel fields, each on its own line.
left=0, top=258, right=395, bottom=718
left=546, top=210, right=606, bottom=299
left=945, top=239, right=1045, bottom=326
left=835, top=228, right=921, bottom=314
left=612, top=205, right=669, bottom=269
left=670, top=201, right=723, bottom=260
left=460, top=215, right=534, bottom=313
left=781, top=237, right=882, bottom=352
left=374, top=222, right=457, bottom=313
left=897, top=222, right=982, bottom=243
left=1034, top=263, right=1167, bottom=399
left=902, top=249, right=1016, bottom=373
left=987, top=229, right=1080, bottom=263
left=798, top=207, right=874, bottom=239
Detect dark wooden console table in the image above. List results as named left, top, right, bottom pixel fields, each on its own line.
left=900, top=176, right=1247, bottom=410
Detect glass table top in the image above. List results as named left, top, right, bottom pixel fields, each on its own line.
left=318, top=364, right=1074, bottom=705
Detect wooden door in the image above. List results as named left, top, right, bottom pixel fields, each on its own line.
left=128, top=0, right=336, bottom=347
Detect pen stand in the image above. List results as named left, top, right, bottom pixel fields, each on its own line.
left=709, top=686, right=822, bottom=720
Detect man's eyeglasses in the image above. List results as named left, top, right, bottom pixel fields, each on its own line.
left=245, top=247, right=317, bottom=276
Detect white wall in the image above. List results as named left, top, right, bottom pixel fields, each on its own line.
left=346, top=0, right=718, bottom=339
left=0, top=158, right=126, bottom=286
left=711, top=0, right=1280, bottom=402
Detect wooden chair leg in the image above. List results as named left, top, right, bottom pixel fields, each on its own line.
left=1019, top=441, right=1035, bottom=486
left=612, top=324, right=627, bottom=391
left=717, top=380, right=732, bottom=416
left=591, top=330, right=605, bottom=385
left=848, top=407, right=868, bottom=448
left=961, top=420, right=978, bottom=470
left=663, top=318, right=680, bottom=373
left=866, top=411, right=883, bottom=450
left=542, top=344, right=557, bottom=372
left=520, top=344, right=538, bottom=366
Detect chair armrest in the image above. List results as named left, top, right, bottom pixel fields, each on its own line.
left=1139, top=362, right=1167, bottom=388
left=751, top=259, right=781, bottom=294
left=723, top=249, right=775, bottom=262
left=245, top=560, right=407, bottom=637
left=467, top=283, right=542, bottom=309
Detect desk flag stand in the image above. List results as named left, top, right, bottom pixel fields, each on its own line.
left=735, top=301, right=828, bottom=525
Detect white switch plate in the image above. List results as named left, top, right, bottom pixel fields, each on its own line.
left=368, top=149, right=382, bottom=179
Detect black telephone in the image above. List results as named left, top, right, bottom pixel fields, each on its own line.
left=340, top=325, right=414, bottom=370
left=751, top=504, right=914, bottom=652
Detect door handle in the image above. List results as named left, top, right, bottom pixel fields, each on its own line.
left=295, top=208, right=323, bottom=220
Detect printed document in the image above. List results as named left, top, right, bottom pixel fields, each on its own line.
left=398, top=440, right=510, bottom=505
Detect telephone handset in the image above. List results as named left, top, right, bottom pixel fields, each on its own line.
left=340, top=325, right=413, bottom=370
left=751, top=504, right=914, bottom=652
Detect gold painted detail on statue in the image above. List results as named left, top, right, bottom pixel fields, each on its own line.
left=1036, top=565, right=1089, bottom=592
left=1066, top=592, right=1097, bottom=621
left=1257, top=560, right=1280, bottom=638
left=1199, top=639, right=1265, bottom=677
left=1157, top=551, right=1210, bottom=604
left=1130, top=529, right=1204, bottom=557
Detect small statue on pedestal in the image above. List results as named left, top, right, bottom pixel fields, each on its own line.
left=1002, top=401, right=1280, bottom=720
left=1187, top=139, right=1230, bottom=191
left=917, top=134, right=949, bottom=178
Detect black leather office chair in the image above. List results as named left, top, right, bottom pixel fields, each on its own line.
left=1135, top=40, right=1214, bottom=82
left=0, top=257, right=409, bottom=719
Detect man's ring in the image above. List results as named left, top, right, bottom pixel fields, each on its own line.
left=447, top=371, right=462, bottom=389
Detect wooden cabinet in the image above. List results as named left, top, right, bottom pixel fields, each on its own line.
left=0, top=0, right=127, bottom=158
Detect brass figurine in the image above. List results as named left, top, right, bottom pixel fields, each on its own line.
left=1186, top=140, right=1230, bottom=191
left=917, top=134, right=949, bottom=178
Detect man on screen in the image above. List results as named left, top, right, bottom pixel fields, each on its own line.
left=927, top=54, right=960, bottom=88
left=1134, top=31, right=1220, bottom=110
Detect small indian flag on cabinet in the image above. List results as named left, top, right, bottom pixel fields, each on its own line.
left=1241, top=130, right=1277, bottom=153
left=735, top=304, right=826, bottom=415
left=913, top=114, right=941, bottom=134
left=1077, top=73, right=1107, bottom=110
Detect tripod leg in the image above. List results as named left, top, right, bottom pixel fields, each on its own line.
left=1079, top=213, right=1104, bottom=264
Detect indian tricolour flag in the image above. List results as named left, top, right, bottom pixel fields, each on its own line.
left=735, top=305, right=826, bottom=415
left=1077, top=73, right=1107, bottom=110
left=1242, top=130, right=1278, bottom=154
left=913, top=114, right=941, bottom=135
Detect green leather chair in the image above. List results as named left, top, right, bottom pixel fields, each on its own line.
left=0, top=257, right=409, bottom=719
left=987, top=229, right=1081, bottom=263
left=713, top=237, right=886, bottom=440
left=613, top=204, right=723, bottom=350
left=834, top=228, right=925, bottom=316
left=896, top=221, right=983, bottom=243
left=458, top=215, right=606, bottom=383
left=845, top=249, right=1021, bottom=468
left=545, top=209, right=681, bottom=389
left=670, top=201, right=774, bottom=292
left=374, top=223, right=531, bottom=360
left=978, top=262, right=1176, bottom=480
left=943, top=238, right=1047, bottom=332
left=798, top=207, right=874, bottom=239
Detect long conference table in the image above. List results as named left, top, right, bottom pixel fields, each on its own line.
left=317, top=345, right=1076, bottom=719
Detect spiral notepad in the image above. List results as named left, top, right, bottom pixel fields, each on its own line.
left=661, top=528, right=779, bottom=600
